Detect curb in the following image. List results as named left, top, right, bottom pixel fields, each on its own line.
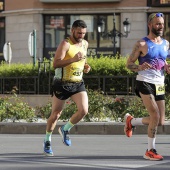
left=0, top=122, right=170, bottom=134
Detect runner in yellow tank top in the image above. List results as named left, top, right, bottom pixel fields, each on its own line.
left=57, top=37, right=87, bottom=82
left=43, top=20, right=91, bottom=156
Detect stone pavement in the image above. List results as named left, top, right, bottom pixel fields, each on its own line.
left=0, top=121, right=170, bottom=134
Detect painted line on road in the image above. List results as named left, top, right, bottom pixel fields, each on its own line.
left=0, top=157, right=132, bottom=170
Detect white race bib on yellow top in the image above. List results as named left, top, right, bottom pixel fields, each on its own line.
left=155, top=84, right=165, bottom=95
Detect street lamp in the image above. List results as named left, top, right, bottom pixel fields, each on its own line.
left=98, top=13, right=131, bottom=56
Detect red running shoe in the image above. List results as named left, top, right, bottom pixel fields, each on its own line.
left=124, top=113, right=134, bottom=137
left=143, top=149, right=163, bottom=161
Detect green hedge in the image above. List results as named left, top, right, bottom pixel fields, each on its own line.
left=0, top=56, right=135, bottom=77
left=0, top=55, right=169, bottom=77
left=0, top=55, right=170, bottom=122
left=86, top=55, right=134, bottom=76
left=1, top=56, right=170, bottom=94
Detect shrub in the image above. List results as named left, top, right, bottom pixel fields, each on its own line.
left=0, top=87, right=36, bottom=122
left=1, top=56, right=170, bottom=122
left=125, top=96, right=148, bottom=118
left=0, top=61, right=39, bottom=77
left=87, top=55, right=134, bottom=76
left=165, top=94, right=170, bottom=120
left=85, top=89, right=113, bottom=121
left=0, top=96, right=10, bottom=121
left=105, top=96, right=130, bottom=122
left=0, top=56, right=135, bottom=77
left=6, top=96, right=36, bottom=122
left=36, top=90, right=170, bottom=122
left=36, top=89, right=114, bottom=122
left=35, top=101, right=52, bottom=119
left=1, top=89, right=170, bottom=122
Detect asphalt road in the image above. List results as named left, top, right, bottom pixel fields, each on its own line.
left=0, top=134, right=169, bottom=170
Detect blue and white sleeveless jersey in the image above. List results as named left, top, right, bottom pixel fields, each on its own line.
left=136, top=37, right=168, bottom=84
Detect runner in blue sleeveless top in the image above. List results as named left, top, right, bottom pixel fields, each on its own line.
left=125, top=13, right=170, bottom=161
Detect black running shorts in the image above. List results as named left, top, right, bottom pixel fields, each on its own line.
left=51, top=79, right=86, bottom=100
left=135, top=80, right=165, bottom=101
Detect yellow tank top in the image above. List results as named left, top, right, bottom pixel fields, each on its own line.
left=54, top=38, right=87, bottom=82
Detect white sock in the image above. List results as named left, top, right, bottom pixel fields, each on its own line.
left=148, top=137, right=156, bottom=150
left=131, top=118, right=143, bottom=126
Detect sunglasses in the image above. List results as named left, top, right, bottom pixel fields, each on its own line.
left=148, top=13, right=164, bottom=22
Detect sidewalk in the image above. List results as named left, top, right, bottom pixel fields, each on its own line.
left=0, top=121, right=170, bottom=134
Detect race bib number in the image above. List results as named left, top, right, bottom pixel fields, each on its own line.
left=155, top=84, right=165, bottom=95
left=72, top=70, right=82, bottom=76
left=69, top=67, right=83, bottom=81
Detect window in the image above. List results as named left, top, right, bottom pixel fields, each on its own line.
left=0, top=17, right=5, bottom=61
left=160, top=0, right=170, bottom=4
left=0, top=0, right=4, bottom=12
left=147, top=0, right=170, bottom=6
left=98, top=14, right=120, bottom=48
left=43, top=14, right=121, bottom=58
left=44, top=15, right=65, bottom=48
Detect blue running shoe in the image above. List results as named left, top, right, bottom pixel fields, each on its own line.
left=58, top=126, right=71, bottom=146
left=43, top=141, right=53, bottom=156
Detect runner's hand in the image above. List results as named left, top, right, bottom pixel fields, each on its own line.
left=164, top=63, right=170, bottom=74
left=73, top=52, right=85, bottom=62
left=138, top=62, right=152, bottom=71
left=84, top=63, right=91, bottom=73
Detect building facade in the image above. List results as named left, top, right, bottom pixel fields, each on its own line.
left=0, top=0, right=170, bottom=63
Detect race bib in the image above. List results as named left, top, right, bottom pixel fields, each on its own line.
left=69, top=67, right=83, bottom=81
left=155, top=84, right=165, bottom=95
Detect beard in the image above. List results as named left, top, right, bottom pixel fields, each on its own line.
left=151, top=27, right=163, bottom=36
left=73, top=32, right=82, bottom=43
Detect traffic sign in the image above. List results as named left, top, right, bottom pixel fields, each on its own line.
left=3, top=42, right=12, bottom=63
